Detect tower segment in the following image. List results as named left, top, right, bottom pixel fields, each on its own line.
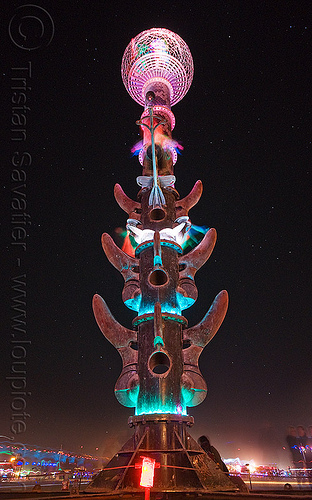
left=88, top=28, right=236, bottom=495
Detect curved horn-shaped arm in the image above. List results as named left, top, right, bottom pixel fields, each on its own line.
left=114, top=183, right=141, bottom=216
left=175, top=180, right=203, bottom=215
left=179, top=228, right=217, bottom=279
left=183, top=290, right=228, bottom=347
left=93, top=294, right=137, bottom=348
left=102, top=233, right=139, bottom=281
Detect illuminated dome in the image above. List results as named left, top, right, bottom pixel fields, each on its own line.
left=121, top=28, right=194, bottom=107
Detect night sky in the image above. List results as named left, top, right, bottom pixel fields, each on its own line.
left=1, top=1, right=311, bottom=468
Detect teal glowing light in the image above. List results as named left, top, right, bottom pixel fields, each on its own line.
left=115, top=384, right=139, bottom=406
left=124, top=295, right=141, bottom=312
left=139, top=302, right=181, bottom=317
left=154, top=336, right=164, bottom=347
left=182, top=224, right=209, bottom=252
left=137, top=42, right=150, bottom=57
left=136, top=404, right=187, bottom=416
left=181, top=385, right=207, bottom=405
left=176, top=291, right=195, bottom=311
left=136, top=392, right=188, bottom=415
left=154, top=255, right=162, bottom=266
left=135, top=240, right=183, bottom=257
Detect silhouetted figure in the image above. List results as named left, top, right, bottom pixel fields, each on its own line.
left=286, top=426, right=301, bottom=462
left=297, top=425, right=308, bottom=448
left=198, top=435, right=248, bottom=492
left=258, top=421, right=282, bottom=465
left=308, top=426, right=312, bottom=443
left=198, top=435, right=228, bottom=473
left=306, top=426, right=312, bottom=488
left=286, top=426, right=304, bottom=486
left=297, top=425, right=308, bottom=469
left=297, top=426, right=310, bottom=487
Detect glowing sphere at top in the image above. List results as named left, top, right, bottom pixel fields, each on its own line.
left=121, top=28, right=194, bottom=107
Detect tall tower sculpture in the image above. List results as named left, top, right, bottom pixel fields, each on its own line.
left=88, top=28, right=235, bottom=494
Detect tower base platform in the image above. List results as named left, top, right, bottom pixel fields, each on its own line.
left=85, top=414, right=239, bottom=494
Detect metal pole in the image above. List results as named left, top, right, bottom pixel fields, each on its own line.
left=245, top=464, right=252, bottom=490
left=144, top=486, right=150, bottom=500
left=148, top=107, right=158, bottom=193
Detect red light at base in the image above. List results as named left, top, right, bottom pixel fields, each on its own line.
left=140, top=457, right=155, bottom=488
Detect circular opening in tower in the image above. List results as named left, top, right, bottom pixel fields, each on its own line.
left=149, top=351, right=171, bottom=375
left=149, top=207, right=166, bottom=221
left=145, top=90, right=155, bottom=103
left=149, top=268, right=168, bottom=286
